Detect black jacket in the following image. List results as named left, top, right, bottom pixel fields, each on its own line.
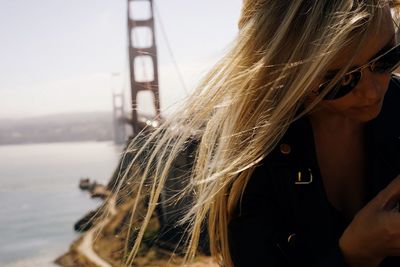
left=228, top=76, right=400, bottom=267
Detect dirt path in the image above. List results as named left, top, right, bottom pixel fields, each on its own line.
left=76, top=197, right=218, bottom=267
left=77, top=197, right=117, bottom=267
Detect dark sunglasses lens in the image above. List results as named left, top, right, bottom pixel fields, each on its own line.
left=323, top=71, right=362, bottom=100
left=372, top=46, right=400, bottom=73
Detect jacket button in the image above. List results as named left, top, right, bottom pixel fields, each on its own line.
left=287, top=233, right=296, bottom=247
left=280, top=143, right=291, bottom=155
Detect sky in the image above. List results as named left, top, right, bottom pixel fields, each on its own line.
left=0, top=0, right=242, bottom=119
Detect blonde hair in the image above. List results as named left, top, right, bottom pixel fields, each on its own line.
left=117, top=1, right=400, bottom=266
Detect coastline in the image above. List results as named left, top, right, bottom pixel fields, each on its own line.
left=0, top=141, right=121, bottom=266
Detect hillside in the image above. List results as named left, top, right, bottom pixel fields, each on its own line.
left=0, top=112, right=114, bottom=145
left=55, top=132, right=217, bottom=267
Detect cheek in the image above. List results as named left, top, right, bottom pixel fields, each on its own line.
left=320, top=96, right=355, bottom=113
left=354, top=72, right=391, bottom=99
left=377, top=73, right=391, bottom=95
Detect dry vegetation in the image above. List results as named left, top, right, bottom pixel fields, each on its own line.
left=56, top=133, right=218, bottom=267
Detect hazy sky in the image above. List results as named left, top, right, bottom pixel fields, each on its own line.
left=0, top=0, right=242, bottom=119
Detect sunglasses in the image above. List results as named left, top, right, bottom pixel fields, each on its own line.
left=315, top=43, right=400, bottom=100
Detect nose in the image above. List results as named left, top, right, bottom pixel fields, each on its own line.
left=355, top=69, right=390, bottom=101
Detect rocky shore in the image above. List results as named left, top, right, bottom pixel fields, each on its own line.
left=55, top=135, right=216, bottom=267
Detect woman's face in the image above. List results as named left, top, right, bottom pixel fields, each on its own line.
left=313, top=8, right=395, bottom=123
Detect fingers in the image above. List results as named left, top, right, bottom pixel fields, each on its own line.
left=371, top=175, right=400, bottom=210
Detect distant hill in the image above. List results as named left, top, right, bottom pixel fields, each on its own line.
left=0, top=112, right=115, bottom=145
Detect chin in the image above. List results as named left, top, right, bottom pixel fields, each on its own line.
left=348, top=104, right=383, bottom=122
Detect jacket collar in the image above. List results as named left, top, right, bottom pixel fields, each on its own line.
left=269, top=75, right=400, bottom=201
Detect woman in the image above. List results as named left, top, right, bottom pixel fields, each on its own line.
left=120, top=1, right=400, bottom=266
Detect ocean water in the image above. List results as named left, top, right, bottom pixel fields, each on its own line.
left=0, top=141, right=123, bottom=266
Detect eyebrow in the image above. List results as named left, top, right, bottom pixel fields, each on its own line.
left=323, top=34, right=396, bottom=79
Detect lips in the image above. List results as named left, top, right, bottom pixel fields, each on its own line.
left=358, top=99, right=381, bottom=108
